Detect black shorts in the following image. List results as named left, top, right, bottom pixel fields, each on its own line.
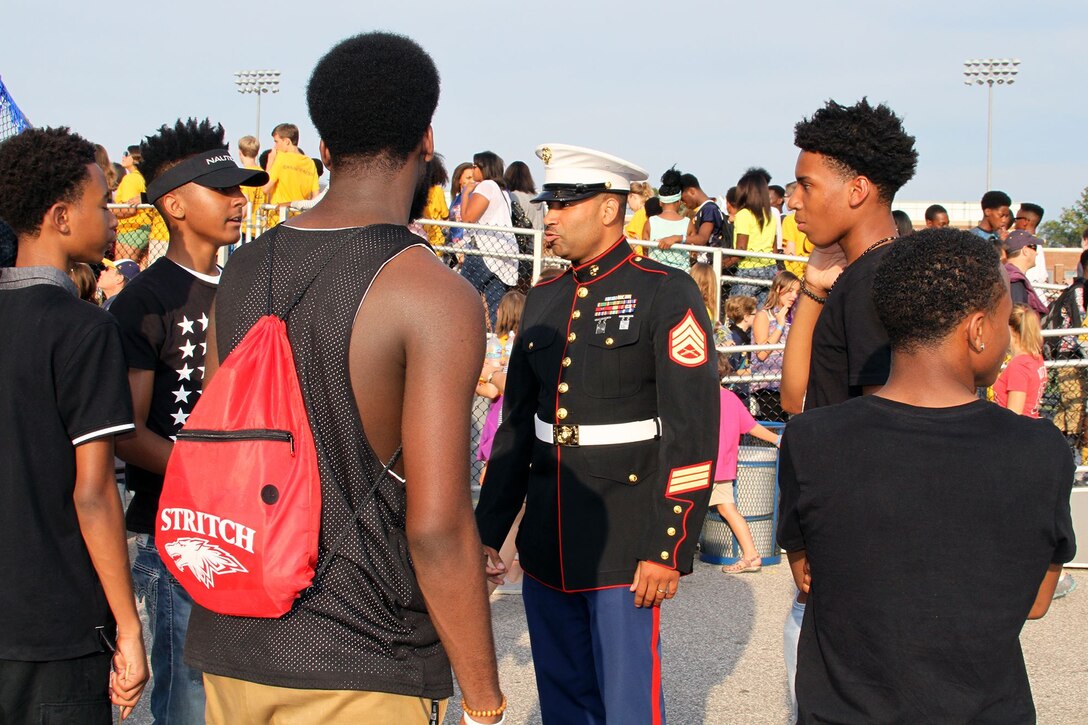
left=0, top=651, right=112, bottom=724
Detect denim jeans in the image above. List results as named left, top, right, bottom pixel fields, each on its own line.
left=132, top=533, right=206, bottom=724
left=732, top=264, right=778, bottom=306
left=783, top=592, right=806, bottom=721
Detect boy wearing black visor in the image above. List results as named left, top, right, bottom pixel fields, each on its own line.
left=109, top=118, right=266, bottom=724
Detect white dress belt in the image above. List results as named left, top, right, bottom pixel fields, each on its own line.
left=534, top=415, right=661, bottom=447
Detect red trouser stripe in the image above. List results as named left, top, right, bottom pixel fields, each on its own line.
left=651, top=605, right=662, bottom=725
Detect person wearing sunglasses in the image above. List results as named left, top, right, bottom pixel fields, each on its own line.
left=1004, top=229, right=1048, bottom=316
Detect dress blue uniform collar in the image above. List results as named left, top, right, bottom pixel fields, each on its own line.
left=570, top=237, right=632, bottom=285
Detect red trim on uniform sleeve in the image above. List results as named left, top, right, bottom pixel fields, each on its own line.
left=660, top=460, right=713, bottom=565
left=668, top=309, right=708, bottom=367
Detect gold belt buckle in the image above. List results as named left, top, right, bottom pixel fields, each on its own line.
left=553, top=424, right=579, bottom=447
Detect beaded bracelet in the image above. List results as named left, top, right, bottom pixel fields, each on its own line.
left=799, top=280, right=828, bottom=305
left=462, top=713, right=506, bottom=725
left=462, top=694, right=507, bottom=720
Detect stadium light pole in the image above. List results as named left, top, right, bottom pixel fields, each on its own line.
left=963, top=58, right=1019, bottom=190
left=234, top=70, right=281, bottom=139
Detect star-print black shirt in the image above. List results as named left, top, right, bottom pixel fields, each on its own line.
left=110, top=257, right=218, bottom=533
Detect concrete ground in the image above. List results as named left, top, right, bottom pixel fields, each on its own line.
left=126, top=559, right=1086, bottom=724
left=445, top=561, right=1088, bottom=725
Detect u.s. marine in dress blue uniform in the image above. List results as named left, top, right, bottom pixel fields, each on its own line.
left=475, top=143, right=719, bottom=724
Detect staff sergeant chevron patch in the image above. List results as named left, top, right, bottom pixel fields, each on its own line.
left=668, top=310, right=707, bottom=367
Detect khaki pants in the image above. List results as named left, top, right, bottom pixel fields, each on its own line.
left=204, top=673, right=448, bottom=724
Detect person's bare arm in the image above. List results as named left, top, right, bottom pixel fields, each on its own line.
left=357, top=249, right=502, bottom=719
left=780, top=244, right=847, bottom=413
left=73, top=439, right=148, bottom=717
left=204, top=301, right=220, bottom=385
left=261, top=150, right=278, bottom=197
left=1027, top=564, right=1063, bottom=619
left=1004, top=390, right=1027, bottom=416
left=114, top=369, right=173, bottom=474
left=460, top=187, right=490, bottom=223
left=735, top=233, right=749, bottom=251
left=748, top=423, right=781, bottom=446
left=786, top=549, right=810, bottom=594
left=687, top=220, right=715, bottom=246
left=753, top=310, right=781, bottom=362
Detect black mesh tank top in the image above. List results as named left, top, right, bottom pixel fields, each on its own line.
left=185, top=224, right=452, bottom=697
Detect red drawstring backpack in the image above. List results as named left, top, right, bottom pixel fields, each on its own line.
left=156, top=233, right=398, bottom=617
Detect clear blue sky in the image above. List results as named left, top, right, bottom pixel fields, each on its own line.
left=3, top=0, right=1085, bottom=218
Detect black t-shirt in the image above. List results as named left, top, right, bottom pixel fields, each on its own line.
left=805, top=244, right=892, bottom=410
left=109, top=257, right=217, bottom=532
left=778, top=396, right=1076, bottom=723
left=0, top=267, right=134, bottom=660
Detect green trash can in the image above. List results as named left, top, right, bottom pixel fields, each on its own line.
left=698, top=425, right=782, bottom=566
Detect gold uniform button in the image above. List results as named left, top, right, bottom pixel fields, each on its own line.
left=568, top=332, right=577, bottom=342
left=577, top=287, right=588, bottom=298
left=572, top=310, right=582, bottom=319
left=673, top=505, right=682, bottom=514
left=628, top=473, right=638, bottom=483
left=604, top=337, right=614, bottom=346
left=667, top=527, right=676, bottom=536
left=660, top=551, right=670, bottom=561
left=558, top=382, right=569, bottom=394
left=562, top=357, right=572, bottom=368
left=527, top=342, right=535, bottom=350
left=557, top=407, right=568, bottom=420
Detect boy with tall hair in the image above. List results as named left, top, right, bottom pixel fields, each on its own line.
left=0, top=127, right=147, bottom=722
left=778, top=229, right=1073, bottom=722
left=778, top=98, right=918, bottom=713
left=185, top=33, right=504, bottom=723
left=110, top=118, right=267, bottom=724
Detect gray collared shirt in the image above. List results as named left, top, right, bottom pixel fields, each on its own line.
left=0, top=265, right=79, bottom=296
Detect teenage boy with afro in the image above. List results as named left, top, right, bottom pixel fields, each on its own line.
left=0, top=127, right=147, bottom=722
left=778, top=229, right=1074, bottom=722
left=184, top=33, right=504, bottom=723
left=778, top=98, right=918, bottom=713
left=109, top=118, right=266, bottom=724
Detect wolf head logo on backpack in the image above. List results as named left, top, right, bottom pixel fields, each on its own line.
left=164, top=537, right=248, bottom=588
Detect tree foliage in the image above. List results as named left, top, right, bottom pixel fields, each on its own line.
left=1039, top=185, right=1088, bottom=247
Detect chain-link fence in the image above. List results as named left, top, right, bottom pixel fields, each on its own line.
left=0, top=76, right=31, bottom=143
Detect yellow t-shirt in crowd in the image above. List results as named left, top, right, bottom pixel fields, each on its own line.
left=242, top=164, right=268, bottom=239
left=114, top=170, right=151, bottom=233
left=781, top=213, right=814, bottom=278
left=149, top=210, right=169, bottom=260
left=625, top=207, right=648, bottom=240
left=423, top=185, right=449, bottom=248
left=268, top=151, right=319, bottom=206
left=734, top=208, right=776, bottom=269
